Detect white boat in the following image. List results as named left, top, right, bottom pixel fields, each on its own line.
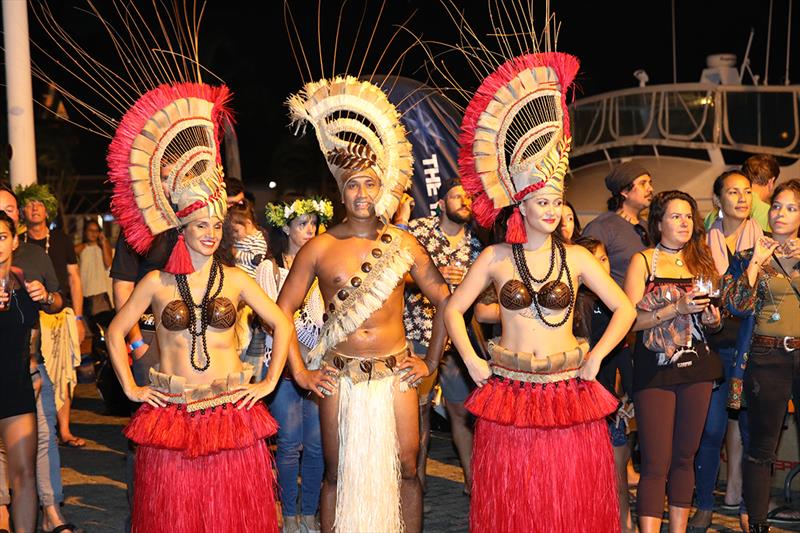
left=567, top=54, right=800, bottom=222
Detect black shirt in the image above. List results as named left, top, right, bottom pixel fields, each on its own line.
left=110, top=230, right=178, bottom=283
left=13, top=242, right=60, bottom=293
left=23, top=230, right=76, bottom=306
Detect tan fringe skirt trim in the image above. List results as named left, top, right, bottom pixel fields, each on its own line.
left=148, top=364, right=254, bottom=412
left=488, top=338, right=590, bottom=384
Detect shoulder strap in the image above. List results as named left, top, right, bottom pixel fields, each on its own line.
left=638, top=251, right=651, bottom=277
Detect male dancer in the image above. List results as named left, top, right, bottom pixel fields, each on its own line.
left=279, top=77, right=450, bottom=533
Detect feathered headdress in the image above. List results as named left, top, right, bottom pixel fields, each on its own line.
left=283, top=2, right=417, bottom=223
left=30, top=2, right=232, bottom=273
left=428, top=1, right=579, bottom=243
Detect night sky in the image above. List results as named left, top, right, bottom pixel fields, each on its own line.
left=3, top=0, right=798, bottom=197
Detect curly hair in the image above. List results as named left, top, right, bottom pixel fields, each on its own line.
left=647, top=190, right=717, bottom=281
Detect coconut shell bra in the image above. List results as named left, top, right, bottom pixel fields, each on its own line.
left=499, top=240, right=575, bottom=329
left=500, top=279, right=571, bottom=311
left=161, top=297, right=236, bottom=331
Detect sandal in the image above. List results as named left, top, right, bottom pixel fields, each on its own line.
left=59, top=438, right=86, bottom=448
left=42, top=524, right=82, bottom=533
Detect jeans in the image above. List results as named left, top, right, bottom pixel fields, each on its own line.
left=269, top=377, right=323, bottom=517
left=0, top=364, right=63, bottom=506
left=694, top=347, right=736, bottom=511
left=742, top=344, right=800, bottom=523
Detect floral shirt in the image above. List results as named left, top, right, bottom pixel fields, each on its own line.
left=403, top=215, right=482, bottom=346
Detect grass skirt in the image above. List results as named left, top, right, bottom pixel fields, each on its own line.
left=335, top=374, right=404, bottom=533
left=468, top=377, right=620, bottom=533
left=126, top=402, right=279, bottom=533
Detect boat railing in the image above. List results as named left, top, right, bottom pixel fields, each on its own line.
left=569, top=83, right=800, bottom=159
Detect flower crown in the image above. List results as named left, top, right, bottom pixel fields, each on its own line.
left=265, top=197, right=333, bottom=228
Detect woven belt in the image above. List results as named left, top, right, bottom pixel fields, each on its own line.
left=752, top=335, right=799, bottom=352
left=488, top=338, right=590, bottom=383
left=324, top=346, right=411, bottom=384
left=149, top=364, right=254, bottom=412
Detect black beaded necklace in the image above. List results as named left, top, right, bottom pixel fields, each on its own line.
left=512, top=239, right=575, bottom=328
left=175, top=258, right=224, bottom=372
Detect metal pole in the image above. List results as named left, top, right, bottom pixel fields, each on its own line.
left=785, top=0, right=793, bottom=85
left=765, top=0, right=773, bottom=85
left=671, top=0, right=677, bottom=83
left=2, top=0, right=37, bottom=188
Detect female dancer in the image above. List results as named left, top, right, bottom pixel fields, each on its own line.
left=257, top=198, right=331, bottom=533
left=723, top=179, right=800, bottom=533
left=623, top=190, right=722, bottom=533
left=107, top=208, right=293, bottom=532
left=689, top=170, right=761, bottom=531
left=101, top=81, right=293, bottom=533
left=0, top=211, right=62, bottom=533
left=442, top=45, right=636, bottom=529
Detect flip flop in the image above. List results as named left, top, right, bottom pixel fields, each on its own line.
left=59, top=438, right=86, bottom=448
left=42, top=524, right=82, bottom=533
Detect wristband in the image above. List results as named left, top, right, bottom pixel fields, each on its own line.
left=395, top=223, right=410, bottom=231
left=75, top=315, right=84, bottom=321
left=129, top=338, right=145, bottom=351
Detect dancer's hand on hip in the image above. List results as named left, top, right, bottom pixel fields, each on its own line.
left=577, top=354, right=602, bottom=381
left=296, top=366, right=337, bottom=398
left=466, top=358, right=491, bottom=387
left=234, top=379, right=278, bottom=410
left=399, top=356, right=431, bottom=388
left=126, top=385, right=169, bottom=408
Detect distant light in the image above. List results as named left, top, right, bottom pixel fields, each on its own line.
left=268, top=181, right=277, bottom=189
left=780, top=131, right=789, bottom=140
left=103, top=214, right=115, bottom=222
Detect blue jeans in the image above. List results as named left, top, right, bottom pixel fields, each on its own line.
left=269, top=377, right=323, bottom=517
left=694, top=347, right=739, bottom=511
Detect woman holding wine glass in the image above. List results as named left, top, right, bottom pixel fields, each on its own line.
left=623, top=190, right=723, bottom=533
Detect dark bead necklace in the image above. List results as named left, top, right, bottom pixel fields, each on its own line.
left=175, top=258, right=224, bottom=372
left=512, top=239, right=575, bottom=328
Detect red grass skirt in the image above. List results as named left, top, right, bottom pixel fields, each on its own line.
left=467, top=377, right=621, bottom=533
left=125, top=402, right=279, bottom=533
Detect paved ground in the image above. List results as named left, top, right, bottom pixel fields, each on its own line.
left=59, top=383, right=800, bottom=532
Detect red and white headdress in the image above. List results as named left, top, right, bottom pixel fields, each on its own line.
left=30, top=2, right=232, bottom=273
left=460, top=53, right=578, bottom=242
left=431, top=3, right=579, bottom=243
left=108, top=83, right=232, bottom=273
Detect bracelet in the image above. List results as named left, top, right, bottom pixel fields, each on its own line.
left=75, top=315, right=84, bottom=321
left=30, top=369, right=40, bottom=377
left=395, top=223, right=410, bottom=231
left=129, top=338, right=145, bottom=351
